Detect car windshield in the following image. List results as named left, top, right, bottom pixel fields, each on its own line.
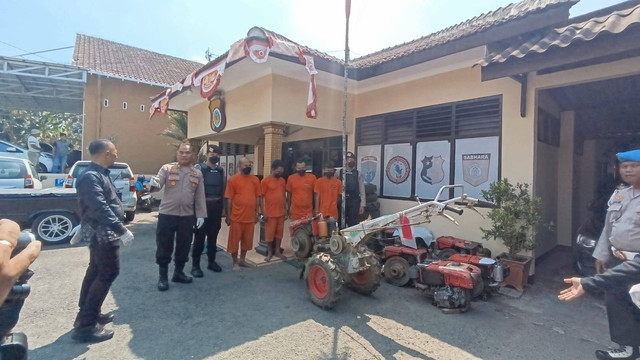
left=72, top=163, right=131, bottom=182
left=0, top=159, right=27, bottom=179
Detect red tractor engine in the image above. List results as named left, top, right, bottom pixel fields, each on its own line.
left=415, top=260, right=484, bottom=313
left=448, top=253, right=509, bottom=298
left=289, top=216, right=338, bottom=260
left=436, top=236, right=491, bottom=260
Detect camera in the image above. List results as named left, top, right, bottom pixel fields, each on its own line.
left=0, top=231, right=35, bottom=360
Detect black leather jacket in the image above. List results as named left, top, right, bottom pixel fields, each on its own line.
left=76, top=162, right=127, bottom=243
left=582, top=255, right=640, bottom=292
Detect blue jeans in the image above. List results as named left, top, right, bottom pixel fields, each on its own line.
left=53, top=155, right=67, bottom=173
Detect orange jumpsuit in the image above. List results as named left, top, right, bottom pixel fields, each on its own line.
left=261, top=175, right=286, bottom=242
left=314, top=177, right=342, bottom=219
left=286, top=173, right=316, bottom=220
left=224, top=173, right=260, bottom=253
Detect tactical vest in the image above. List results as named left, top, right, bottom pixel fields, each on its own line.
left=342, top=169, right=359, bottom=197
left=200, top=163, right=224, bottom=198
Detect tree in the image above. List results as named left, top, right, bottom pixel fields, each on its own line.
left=0, top=110, right=82, bottom=150
left=160, top=110, right=206, bottom=161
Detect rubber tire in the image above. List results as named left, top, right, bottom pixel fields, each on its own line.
left=125, top=211, right=135, bottom=222
left=36, top=162, right=47, bottom=173
left=292, top=227, right=313, bottom=260
left=306, top=253, right=343, bottom=309
left=383, top=256, right=411, bottom=287
left=438, top=248, right=458, bottom=260
left=32, top=211, right=78, bottom=244
left=348, top=255, right=382, bottom=295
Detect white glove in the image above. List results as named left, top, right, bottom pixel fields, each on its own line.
left=69, top=225, right=82, bottom=245
left=150, top=176, right=161, bottom=188
left=631, top=284, right=640, bottom=309
left=196, top=218, right=205, bottom=229
left=119, top=229, right=134, bottom=247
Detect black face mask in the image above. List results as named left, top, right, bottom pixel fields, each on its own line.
left=242, top=167, right=252, bottom=175
left=297, top=170, right=306, bottom=176
left=347, top=160, right=356, bottom=168
left=208, top=156, right=220, bottom=164
left=325, top=172, right=335, bottom=178
left=274, top=173, right=282, bottom=178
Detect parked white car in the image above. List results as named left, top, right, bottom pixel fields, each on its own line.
left=0, top=139, right=54, bottom=173
left=64, top=161, right=137, bottom=221
left=0, top=156, right=45, bottom=189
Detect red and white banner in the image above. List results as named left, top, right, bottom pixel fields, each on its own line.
left=193, top=60, right=226, bottom=99
left=151, top=27, right=319, bottom=119
left=149, top=88, right=171, bottom=120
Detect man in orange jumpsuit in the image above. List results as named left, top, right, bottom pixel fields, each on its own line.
left=286, top=159, right=316, bottom=220
left=260, top=160, right=287, bottom=262
left=314, top=161, right=342, bottom=220
left=224, top=157, right=261, bottom=270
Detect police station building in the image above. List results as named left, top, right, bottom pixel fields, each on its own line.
left=153, top=0, right=640, bottom=267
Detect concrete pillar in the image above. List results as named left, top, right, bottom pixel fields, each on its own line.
left=557, top=111, right=575, bottom=247
left=262, top=123, right=285, bottom=175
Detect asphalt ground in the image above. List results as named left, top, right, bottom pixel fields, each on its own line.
left=14, top=211, right=613, bottom=360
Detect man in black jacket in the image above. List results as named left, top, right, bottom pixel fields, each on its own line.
left=73, top=139, right=134, bottom=343
left=192, top=145, right=225, bottom=276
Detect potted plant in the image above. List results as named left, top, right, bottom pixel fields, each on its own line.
left=481, top=179, right=544, bottom=291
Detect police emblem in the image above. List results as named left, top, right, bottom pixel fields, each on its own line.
left=462, top=153, right=490, bottom=187
left=209, top=98, right=226, bottom=133
left=361, top=155, right=378, bottom=184
left=420, top=155, right=445, bottom=185
left=386, top=156, right=410, bottom=184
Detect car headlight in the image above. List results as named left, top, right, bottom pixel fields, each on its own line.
left=576, top=234, right=597, bottom=248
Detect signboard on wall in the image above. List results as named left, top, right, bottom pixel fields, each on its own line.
left=383, top=143, right=412, bottom=198
left=454, top=136, right=499, bottom=200
left=415, top=140, right=451, bottom=200
left=227, top=155, right=236, bottom=178
left=357, top=145, right=381, bottom=187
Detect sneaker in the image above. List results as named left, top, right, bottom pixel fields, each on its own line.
left=596, top=345, right=639, bottom=360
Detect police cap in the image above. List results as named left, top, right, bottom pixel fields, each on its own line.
left=617, top=149, right=640, bottom=163
left=207, top=145, right=221, bottom=154
left=346, top=151, right=356, bottom=159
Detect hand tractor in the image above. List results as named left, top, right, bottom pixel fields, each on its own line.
left=289, top=185, right=480, bottom=310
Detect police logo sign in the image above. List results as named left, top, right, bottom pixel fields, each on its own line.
left=208, top=98, right=226, bottom=133
left=361, top=155, right=378, bottom=184
left=386, top=156, right=410, bottom=184
left=462, top=153, right=490, bottom=187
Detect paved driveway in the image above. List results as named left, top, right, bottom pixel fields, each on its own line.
left=15, top=212, right=612, bottom=359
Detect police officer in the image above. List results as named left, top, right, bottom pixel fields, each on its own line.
left=191, top=145, right=225, bottom=276
left=584, top=149, right=640, bottom=360
left=150, top=142, right=206, bottom=291
left=340, top=152, right=365, bottom=227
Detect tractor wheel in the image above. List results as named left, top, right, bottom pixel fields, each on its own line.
left=438, top=248, right=458, bottom=260
left=306, top=253, right=343, bottom=309
left=383, top=256, right=411, bottom=287
left=291, top=227, right=313, bottom=260
left=348, top=256, right=382, bottom=295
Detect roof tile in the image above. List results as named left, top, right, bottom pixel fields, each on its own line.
left=72, top=34, right=202, bottom=86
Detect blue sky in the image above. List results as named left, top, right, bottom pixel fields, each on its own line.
left=0, top=0, right=628, bottom=65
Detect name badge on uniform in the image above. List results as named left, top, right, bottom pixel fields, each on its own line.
left=168, top=173, right=180, bottom=187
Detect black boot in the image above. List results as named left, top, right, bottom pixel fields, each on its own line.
left=157, top=265, right=169, bottom=291
left=172, top=263, right=193, bottom=283
left=191, top=258, right=204, bottom=278
left=207, top=260, right=222, bottom=272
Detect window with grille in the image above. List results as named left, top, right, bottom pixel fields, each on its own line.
left=355, top=95, right=502, bottom=200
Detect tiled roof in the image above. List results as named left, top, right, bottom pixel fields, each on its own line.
left=350, top=0, right=578, bottom=68
left=72, top=34, right=202, bottom=86
left=479, top=3, right=640, bottom=66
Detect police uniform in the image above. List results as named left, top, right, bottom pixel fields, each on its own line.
left=591, top=149, right=640, bottom=357
left=341, top=152, right=366, bottom=227
left=193, top=161, right=225, bottom=272
left=154, top=162, right=206, bottom=289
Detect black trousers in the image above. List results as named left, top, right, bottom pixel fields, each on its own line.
left=605, top=286, right=640, bottom=346
left=344, top=196, right=361, bottom=227
left=77, top=240, right=120, bottom=327
left=156, top=214, right=194, bottom=267
left=193, top=200, right=223, bottom=263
